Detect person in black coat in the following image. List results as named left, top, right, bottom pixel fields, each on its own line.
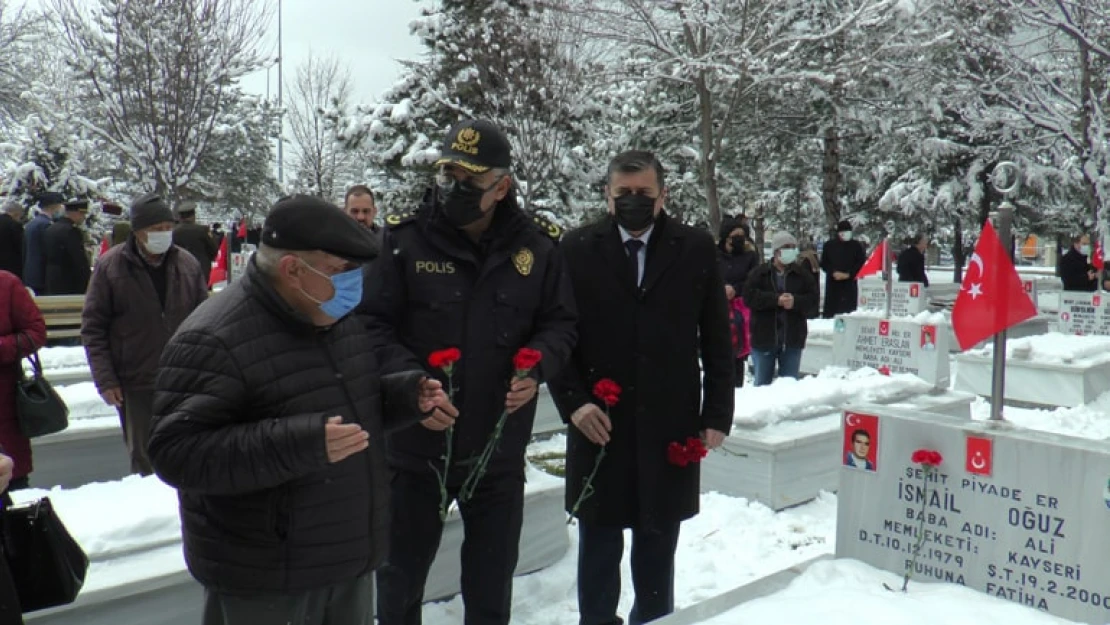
left=43, top=200, right=91, bottom=295
left=744, top=232, right=819, bottom=386
left=896, top=233, right=929, bottom=286
left=550, top=151, right=734, bottom=625
left=172, top=202, right=218, bottom=278
left=0, top=202, right=24, bottom=279
left=148, top=196, right=454, bottom=625
left=1060, top=234, right=1097, bottom=291
left=361, top=120, right=577, bottom=625
left=820, top=220, right=866, bottom=317
left=717, top=218, right=758, bottom=387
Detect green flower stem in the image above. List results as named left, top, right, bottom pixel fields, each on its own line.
left=567, top=444, right=607, bottom=524
left=899, top=465, right=933, bottom=592
left=460, top=372, right=527, bottom=503
left=434, top=374, right=456, bottom=521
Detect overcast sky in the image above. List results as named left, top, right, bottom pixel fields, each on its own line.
left=240, top=0, right=426, bottom=104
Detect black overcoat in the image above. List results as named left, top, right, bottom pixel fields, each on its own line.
left=550, top=213, right=734, bottom=528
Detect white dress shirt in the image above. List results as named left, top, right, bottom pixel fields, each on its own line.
left=619, top=225, right=653, bottom=287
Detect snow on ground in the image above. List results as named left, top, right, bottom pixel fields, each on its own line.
left=700, top=558, right=1076, bottom=625
left=56, top=381, right=116, bottom=423
left=732, top=367, right=929, bottom=429
left=966, top=332, right=1110, bottom=365
left=35, top=345, right=90, bottom=372
left=422, top=492, right=838, bottom=625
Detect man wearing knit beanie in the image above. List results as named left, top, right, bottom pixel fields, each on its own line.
left=81, top=192, right=208, bottom=475
left=742, top=230, right=819, bottom=385
left=820, top=219, right=866, bottom=317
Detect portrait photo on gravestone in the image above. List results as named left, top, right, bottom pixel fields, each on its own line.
left=843, top=412, right=879, bottom=472
left=837, top=407, right=1110, bottom=625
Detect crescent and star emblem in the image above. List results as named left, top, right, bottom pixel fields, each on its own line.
left=846, top=414, right=859, bottom=427
left=970, top=452, right=987, bottom=470
left=966, top=252, right=984, bottom=299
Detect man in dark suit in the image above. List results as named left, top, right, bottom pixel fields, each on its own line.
left=550, top=150, right=734, bottom=625
left=43, top=199, right=91, bottom=295
left=23, top=192, right=63, bottom=294
left=0, top=202, right=25, bottom=278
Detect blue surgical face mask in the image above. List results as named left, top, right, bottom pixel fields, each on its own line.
left=779, top=248, right=799, bottom=264
left=299, top=259, right=363, bottom=319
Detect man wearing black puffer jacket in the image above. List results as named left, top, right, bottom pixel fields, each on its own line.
left=361, top=119, right=577, bottom=625
left=148, top=196, right=455, bottom=625
left=744, top=231, right=819, bottom=386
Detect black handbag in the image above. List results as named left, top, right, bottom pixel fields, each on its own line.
left=14, top=333, right=69, bottom=439
left=1, top=492, right=88, bottom=613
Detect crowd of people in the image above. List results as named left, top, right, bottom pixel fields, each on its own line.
left=0, top=117, right=1104, bottom=625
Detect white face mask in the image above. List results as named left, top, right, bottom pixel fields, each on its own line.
left=143, top=231, right=173, bottom=255
left=1081, top=244, right=1092, bottom=256
left=779, top=248, right=799, bottom=264
left=839, top=231, right=852, bottom=241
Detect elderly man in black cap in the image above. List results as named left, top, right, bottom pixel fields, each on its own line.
left=82, top=193, right=208, bottom=475
left=148, top=195, right=456, bottom=625
left=43, top=199, right=91, bottom=295
left=22, top=192, right=64, bottom=294
left=363, top=119, right=577, bottom=625
left=819, top=219, right=866, bottom=317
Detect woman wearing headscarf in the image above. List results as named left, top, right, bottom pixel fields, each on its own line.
left=718, top=217, right=759, bottom=386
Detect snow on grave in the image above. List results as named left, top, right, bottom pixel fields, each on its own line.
left=953, top=333, right=1110, bottom=407
left=837, top=406, right=1110, bottom=624
left=12, top=465, right=568, bottom=608
left=701, top=368, right=973, bottom=510
left=831, top=311, right=950, bottom=387
left=801, top=319, right=835, bottom=375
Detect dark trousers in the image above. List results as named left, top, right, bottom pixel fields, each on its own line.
left=7, top=477, right=29, bottom=491
left=376, top=468, right=525, bottom=625
left=202, top=572, right=373, bottom=625
left=751, top=346, right=802, bottom=386
left=116, top=389, right=154, bottom=476
left=577, top=521, right=681, bottom=625
left=733, top=358, right=746, bottom=388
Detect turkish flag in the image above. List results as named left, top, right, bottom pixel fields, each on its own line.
left=98, top=237, right=110, bottom=258
left=857, top=239, right=887, bottom=279
left=237, top=219, right=248, bottom=239
left=208, top=234, right=228, bottom=288
left=951, top=220, right=1037, bottom=350
left=1094, top=240, right=1105, bottom=271
left=878, top=320, right=890, bottom=336
left=966, top=436, right=993, bottom=476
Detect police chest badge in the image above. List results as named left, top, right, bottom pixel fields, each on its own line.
left=513, top=248, right=534, bottom=276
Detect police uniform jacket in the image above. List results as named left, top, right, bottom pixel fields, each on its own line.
left=360, top=194, right=577, bottom=477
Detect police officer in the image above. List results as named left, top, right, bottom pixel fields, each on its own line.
left=361, top=119, right=578, bottom=625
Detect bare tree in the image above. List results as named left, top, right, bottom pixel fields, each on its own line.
left=287, top=52, right=356, bottom=200
left=49, top=0, right=271, bottom=200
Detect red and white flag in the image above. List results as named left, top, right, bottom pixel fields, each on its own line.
left=951, top=220, right=1037, bottom=350
left=98, top=237, right=110, bottom=258
left=208, top=235, right=229, bottom=288
left=856, top=239, right=887, bottom=279
left=1093, top=240, right=1104, bottom=271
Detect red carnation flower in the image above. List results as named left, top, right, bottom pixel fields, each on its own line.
left=911, top=449, right=942, bottom=467
left=592, top=379, right=622, bottom=408
left=513, top=347, right=543, bottom=374
left=428, top=347, right=462, bottom=371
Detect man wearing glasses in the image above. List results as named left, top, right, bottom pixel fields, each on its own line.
left=361, top=119, right=577, bottom=625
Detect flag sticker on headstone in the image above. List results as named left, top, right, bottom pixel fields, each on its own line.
left=843, top=412, right=879, bottom=473
left=878, top=320, right=890, bottom=337
left=966, top=435, right=992, bottom=476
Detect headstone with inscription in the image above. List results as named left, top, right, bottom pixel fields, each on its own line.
left=857, top=278, right=927, bottom=316
left=831, top=316, right=950, bottom=388
left=837, top=407, right=1110, bottom=624
left=1057, top=291, right=1110, bottom=336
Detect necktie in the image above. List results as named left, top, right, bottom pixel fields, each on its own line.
left=625, top=239, right=644, bottom=288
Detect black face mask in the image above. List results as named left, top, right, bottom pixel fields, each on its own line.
left=439, top=180, right=490, bottom=228
left=730, top=236, right=745, bottom=253
left=613, top=194, right=656, bottom=231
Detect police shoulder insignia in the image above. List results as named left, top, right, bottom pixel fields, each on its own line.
left=531, top=214, right=562, bottom=241
left=385, top=211, right=418, bottom=228
left=513, top=248, right=534, bottom=277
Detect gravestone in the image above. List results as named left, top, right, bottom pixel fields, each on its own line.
left=831, top=316, right=950, bottom=388
left=857, top=279, right=927, bottom=316
left=837, top=407, right=1110, bottom=624
left=1057, top=291, right=1110, bottom=336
